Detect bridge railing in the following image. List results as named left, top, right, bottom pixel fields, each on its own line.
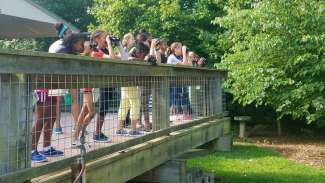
left=0, top=49, right=227, bottom=182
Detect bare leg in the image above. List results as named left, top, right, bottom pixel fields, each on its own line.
left=131, top=119, right=137, bottom=130
left=71, top=89, right=80, bottom=124
left=43, top=100, right=56, bottom=147
left=32, top=103, right=45, bottom=151
left=141, top=88, right=150, bottom=126
left=55, top=96, right=62, bottom=128
left=74, top=93, right=95, bottom=141
left=182, top=105, right=189, bottom=115
left=95, top=113, right=104, bottom=135
left=118, top=120, right=125, bottom=130
left=74, top=106, right=88, bottom=141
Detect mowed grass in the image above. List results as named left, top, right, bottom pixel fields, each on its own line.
left=187, top=143, right=325, bottom=183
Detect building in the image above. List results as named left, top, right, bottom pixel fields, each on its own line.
left=0, top=0, right=78, bottom=38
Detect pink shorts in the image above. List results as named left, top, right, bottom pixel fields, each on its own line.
left=35, top=89, right=57, bottom=103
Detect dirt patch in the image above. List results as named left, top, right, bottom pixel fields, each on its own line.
left=239, top=135, right=325, bottom=168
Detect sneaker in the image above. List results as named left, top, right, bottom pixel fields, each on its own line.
left=39, top=147, right=64, bottom=157
left=71, top=140, right=82, bottom=149
left=144, top=123, right=152, bottom=132
left=116, top=128, right=128, bottom=136
left=128, top=130, right=143, bottom=137
left=176, top=114, right=182, bottom=122
left=72, top=127, right=89, bottom=135
left=93, top=133, right=112, bottom=142
left=183, top=114, right=193, bottom=120
left=31, top=150, right=47, bottom=163
left=54, top=127, right=63, bottom=134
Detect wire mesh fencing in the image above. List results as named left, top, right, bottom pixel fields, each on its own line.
left=0, top=51, right=226, bottom=177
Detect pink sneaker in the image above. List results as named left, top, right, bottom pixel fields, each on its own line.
left=183, top=114, right=192, bottom=120
left=176, top=114, right=182, bottom=123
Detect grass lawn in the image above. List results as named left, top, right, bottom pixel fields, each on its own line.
left=187, top=143, right=325, bottom=183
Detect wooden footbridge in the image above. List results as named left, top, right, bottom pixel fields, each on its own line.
left=0, top=49, right=230, bottom=183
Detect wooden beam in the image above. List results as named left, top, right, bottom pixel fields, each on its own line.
left=152, top=77, right=169, bottom=130
left=0, top=74, right=32, bottom=175
left=0, top=49, right=227, bottom=78
left=31, top=118, right=231, bottom=183
left=0, top=115, right=228, bottom=183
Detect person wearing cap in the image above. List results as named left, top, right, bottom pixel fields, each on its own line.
left=31, top=22, right=72, bottom=163
left=49, top=23, right=73, bottom=53
left=48, top=23, right=74, bottom=135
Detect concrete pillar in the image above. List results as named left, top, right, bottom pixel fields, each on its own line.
left=234, top=116, right=251, bottom=138
left=133, top=159, right=216, bottom=183
left=198, top=133, right=232, bottom=152
left=239, top=121, right=246, bottom=138
left=0, top=74, right=32, bottom=175
left=216, top=134, right=232, bottom=152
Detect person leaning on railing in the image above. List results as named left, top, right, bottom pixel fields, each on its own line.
left=48, top=23, right=73, bottom=135
left=115, top=34, right=143, bottom=136
left=167, top=42, right=193, bottom=121
left=188, top=51, right=206, bottom=68
left=31, top=23, right=74, bottom=163
left=135, top=31, right=154, bottom=131
left=150, top=38, right=168, bottom=64
left=90, top=29, right=119, bottom=141
left=187, top=51, right=206, bottom=118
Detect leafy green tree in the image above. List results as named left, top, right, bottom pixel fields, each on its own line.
left=216, top=0, right=325, bottom=123
left=32, top=0, right=95, bottom=32
left=0, top=39, right=44, bottom=51
left=91, top=0, right=226, bottom=64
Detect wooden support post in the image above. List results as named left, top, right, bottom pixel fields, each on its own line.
left=202, top=80, right=208, bottom=117
left=193, top=78, right=204, bottom=118
left=0, top=74, right=32, bottom=175
left=208, top=79, right=215, bottom=116
left=207, top=79, right=213, bottom=116
left=152, top=77, right=169, bottom=131
left=215, top=77, right=223, bottom=115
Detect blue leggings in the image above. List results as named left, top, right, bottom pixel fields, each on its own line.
left=169, top=87, right=192, bottom=114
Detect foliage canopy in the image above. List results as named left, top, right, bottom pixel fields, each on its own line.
left=91, top=0, right=226, bottom=64
left=216, top=0, right=325, bottom=123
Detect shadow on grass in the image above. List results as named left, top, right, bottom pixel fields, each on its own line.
left=212, top=143, right=278, bottom=160
left=217, top=171, right=325, bottom=183
left=182, top=144, right=276, bottom=161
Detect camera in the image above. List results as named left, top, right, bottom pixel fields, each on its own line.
left=155, top=38, right=162, bottom=46
left=147, top=55, right=157, bottom=65
left=154, top=38, right=163, bottom=50
left=192, top=57, right=206, bottom=67
left=109, top=36, right=121, bottom=46
left=199, top=57, right=206, bottom=63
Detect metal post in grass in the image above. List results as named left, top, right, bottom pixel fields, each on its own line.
left=234, top=116, right=251, bottom=138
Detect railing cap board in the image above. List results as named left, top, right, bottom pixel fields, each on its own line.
left=0, top=49, right=227, bottom=77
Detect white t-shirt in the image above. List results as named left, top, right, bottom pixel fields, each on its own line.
left=48, top=39, right=69, bottom=96
left=48, top=39, right=70, bottom=54
left=167, top=54, right=181, bottom=65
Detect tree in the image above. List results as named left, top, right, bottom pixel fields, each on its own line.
left=32, top=0, right=95, bottom=32
left=216, top=0, right=325, bottom=123
left=0, top=39, right=44, bottom=51
left=91, top=0, right=226, bottom=64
